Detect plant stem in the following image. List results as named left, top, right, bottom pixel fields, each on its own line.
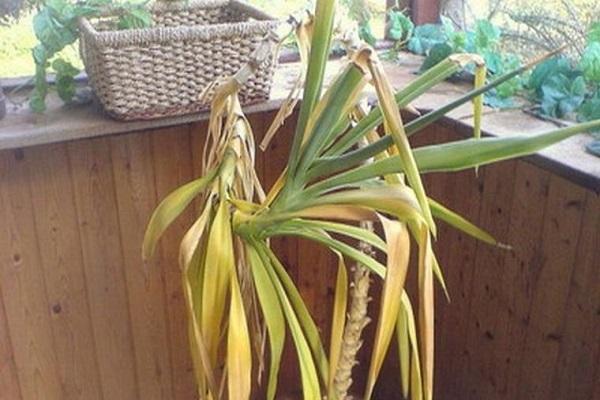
left=333, top=222, right=373, bottom=399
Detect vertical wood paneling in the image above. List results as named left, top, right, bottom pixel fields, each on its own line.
left=25, top=144, right=103, bottom=400
left=515, top=175, right=587, bottom=400
left=433, top=167, right=486, bottom=399
left=552, top=191, right=600, bottom=399
left=0, top=285, right=21, bottom=400
left=151, top=126, right=197, bottom=399
left=0, top=150, right=64, bottom=400
left=67, top=138, right=139, bottom=400
left=0, top=118, right=598, bottom=400
left=461, top=160, right=518, bottom=398
left=110, top=132, right=174, bottom=399
left=491, top=162, right=551, bottom=399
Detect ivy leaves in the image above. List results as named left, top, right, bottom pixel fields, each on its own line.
left=30, top=0, right=152, bottom=113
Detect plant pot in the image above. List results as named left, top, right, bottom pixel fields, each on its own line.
left=79, top=0, right=280, bottom=121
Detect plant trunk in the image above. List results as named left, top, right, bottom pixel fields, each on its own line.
left=333, top=221, right=374, bottom=399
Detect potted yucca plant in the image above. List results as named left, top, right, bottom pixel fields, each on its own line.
left=142, top=1, right=600, bottom=399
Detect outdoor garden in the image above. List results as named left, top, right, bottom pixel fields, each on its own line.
left=0, top=0, right=598, bottom=399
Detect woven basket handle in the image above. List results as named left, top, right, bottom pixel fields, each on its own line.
left=229, top=13, right=301, bottom=86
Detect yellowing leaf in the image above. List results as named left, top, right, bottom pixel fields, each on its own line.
left=293, top=205, right=377, bottom=222
left=179, top=193, right=216, bottom=271
left=201, top=200, right=234, bottom=365
left=473, top=64, right=486, bottom=142
left=363, top=49, right=436, bottom=236
left=142, top=168, right=217, bottom=260
left=417, top=226, right=434, bottom=400
left=365, top=215, right=411, bottom=399
left=227, top=273, right=252, bottom=400
left=312, top=186, right=425, bottom=226
left=399, top=292, right=423, bottom=400
left=328, top=253, right=348, bottom=399
left=396, top=298, right=410, bottom=398
left=255, top=244, right=322, bottom=400
left=182, top=273, right=218, bottom=399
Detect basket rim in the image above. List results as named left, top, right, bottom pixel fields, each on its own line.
left=79, top=0, right=279, bottom=49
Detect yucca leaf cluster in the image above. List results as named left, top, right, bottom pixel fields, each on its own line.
left=142, top=1, right=600, bottom=399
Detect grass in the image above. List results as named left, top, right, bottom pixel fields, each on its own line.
left=0, top=13, right=82, bottom=78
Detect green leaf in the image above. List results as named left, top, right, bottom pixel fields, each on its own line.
left=420, top=43, right=454, bottom=72
left=256, top=245, right=323, bottom=400
left=540, top=74, right=586, bottom=118
left=286, top=0, right=337, bottom=178
left=142, top=167, right=217, bottom=259
left=473, top=20, right=500, bottom=51
left=407, top=24, right=447, bottom=55
left=263, top=246, right=330, bottom=385
left=359, top=20, right=377, bottom=46
left=365, top=216, right=410, bottom=399
left=413, top=119, right=600, bottom=171
left=117, top=6, right=153, bottom=30
left=578, top=92, right=600, bottom=122
left=280, top=219, right=387, bottom=252
left=53, top=59, right=80, bottom=102
left=528, top=57, right=574, bottom=96
left=580, top=42, right=600, bottom=83
left=33, top=8, right=76, bottom=54
left=587, top=22, right=600, bottom=45
left=586, top=139, right=600, bottom=157
left=387, top=10, right=414, bottom=42
left=429, top=198, right=496, bottom=245
left=247, top=244, right=285, bottom=400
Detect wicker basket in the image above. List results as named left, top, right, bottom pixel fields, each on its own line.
left=79, top=0, right=279, bottom=120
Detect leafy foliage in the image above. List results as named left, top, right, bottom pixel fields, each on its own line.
left=387, top=9, right=413, bottom=43
left=587, top=22, right=600, bottom=45
left=539, top=75, right=587, bottom=118
left=409, top=19, right=524, bottom=108
left=358, top=20, right=377, bottom=46
left=30, top=0, right=152, bottom=112
left=142, top=2, right=600, bottom=399
left=407, top=23, right=447, bottom=55
left=402, top=16, right=600, bottom=144
left=580, top=42, right=600, bottom=83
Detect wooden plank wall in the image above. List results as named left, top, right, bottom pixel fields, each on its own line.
left=0, top=114, right=598, bottom=400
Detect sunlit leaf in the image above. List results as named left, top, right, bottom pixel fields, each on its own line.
left=142, top=168, right=217, bottom=260
left=201, top=200, right=234, bottom=365
left=365, top=216, right=411, bottom=399
left=328, top=253, right=348, bottom=399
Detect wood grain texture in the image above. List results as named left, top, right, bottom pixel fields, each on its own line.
left=0, top=283, right=21, bottom=400
left=0, top=149, right=64, bottom=400
left=67, top=138, right=139, bottom=400
left=151, top=126, right=198, bottom=399
left=25, top=144, right=103, bottom=400
left=0, top=116, right=598, bottom=399
left=461, top=159, right=518, bottom=399
left=110, top=132, right=174, bottom=399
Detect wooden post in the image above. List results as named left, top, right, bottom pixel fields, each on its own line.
left=411, top=0, right=441, bottom=25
